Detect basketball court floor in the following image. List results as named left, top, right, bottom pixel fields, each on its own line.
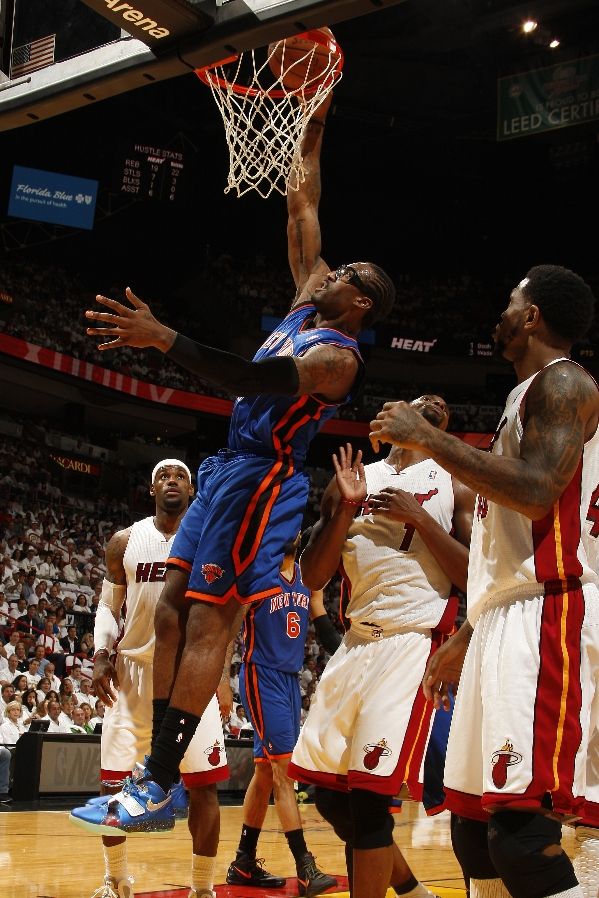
left=0, top=796, right=583, bottom=898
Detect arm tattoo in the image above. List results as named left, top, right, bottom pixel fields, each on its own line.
left=423, top=363, right=596, bottom=517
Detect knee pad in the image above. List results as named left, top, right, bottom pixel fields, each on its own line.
left=349, top=789, right=394, bottom=850
left=488, top=811, right=577, bottom=898
left=450, top=814, right=497, bottom=881
left=315, top=787, right=354, bottom=844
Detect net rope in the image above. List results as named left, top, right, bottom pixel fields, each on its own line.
left=197, top=37, right=343, bottom=198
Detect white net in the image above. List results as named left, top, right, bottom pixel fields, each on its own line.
left=196, top=31, right=343, bottom=199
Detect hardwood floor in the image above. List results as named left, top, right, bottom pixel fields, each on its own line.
left=0, top=799, right=581, bottom=898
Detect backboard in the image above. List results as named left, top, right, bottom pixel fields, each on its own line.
left=0, top=0, right=407, bottom=131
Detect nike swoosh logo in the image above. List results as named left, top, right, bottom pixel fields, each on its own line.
left=146, top=796, right=172, bottom=812
left=232, top=867, right=252, bottom=879
left=297, top=879, right=308, bottom=887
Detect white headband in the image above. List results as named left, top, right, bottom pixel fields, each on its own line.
left=151, top=459, right=192, bottom=483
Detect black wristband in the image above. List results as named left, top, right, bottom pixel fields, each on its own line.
left=313, top=613, right=342, bottom=654
left=166, top=333, right=299, bottom=396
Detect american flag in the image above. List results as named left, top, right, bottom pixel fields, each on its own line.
left=11, top=34, right=56, bottom=78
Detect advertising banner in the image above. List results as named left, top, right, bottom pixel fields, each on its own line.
left=498, top=54, right=599, bottom=140
left=8, top=165, right=98, bottom=230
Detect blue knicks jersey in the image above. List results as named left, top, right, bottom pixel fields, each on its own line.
left=242, top=563, right=311, bottom=673
left=228, top=303, right=363, bottom=464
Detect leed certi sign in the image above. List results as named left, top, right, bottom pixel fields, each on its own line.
left=497, top=53, right=599, bottom=141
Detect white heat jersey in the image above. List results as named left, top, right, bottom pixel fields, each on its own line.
left=117, top=517, right=172, bottom=663
left=341, top=458, right=455, bottom=629
left=467, top=359, right=599, bottom=624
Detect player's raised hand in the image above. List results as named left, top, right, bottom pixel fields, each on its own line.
left=332, top=443, right=366, bottom=505
left=85, top=287, right=177, bottom=352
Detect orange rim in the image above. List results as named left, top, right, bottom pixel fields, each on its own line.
left=195, top=29, right=344, bottom=99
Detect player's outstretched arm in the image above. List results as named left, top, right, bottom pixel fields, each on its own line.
left=287, top=94, right=332, bottom=309
left=92, top=528, right=129, bottom=707
left=369, top=362, right=599, bottom=520
left=85, top=288, right=301, bottom=396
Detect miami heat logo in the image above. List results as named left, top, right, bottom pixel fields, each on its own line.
left=205, top=741, right=222, bottom=766
left=363, top=738, right=392, bottom=770
left=202, top=563, right=224, bottom=584
left=491, top=739, right=522, bottom=788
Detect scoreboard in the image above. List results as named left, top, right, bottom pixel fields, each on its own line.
left=118, top=144, right=185, bottom=202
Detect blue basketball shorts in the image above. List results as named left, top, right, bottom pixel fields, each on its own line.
left=239, top=662, right=301, bottom=761
left=168, top=449, right=309, bottom=604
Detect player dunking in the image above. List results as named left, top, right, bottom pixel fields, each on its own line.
left=226, top=532, right=336, bottom=896
left=79, top=93, right=396, bottom=833
left=290, top=396, right=475, bottom=898
left=70, top=461, right=228, bottom=898
left=372, top=266, right=599, bottom=898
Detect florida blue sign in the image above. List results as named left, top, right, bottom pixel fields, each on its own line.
left=8, top=165, right=98, bottom=230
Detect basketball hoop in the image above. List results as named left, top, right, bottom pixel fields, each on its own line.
left=196, top=29, right=344, bottom=199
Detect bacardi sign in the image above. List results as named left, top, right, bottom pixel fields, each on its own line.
left=50, top=454, right=101, bottom=476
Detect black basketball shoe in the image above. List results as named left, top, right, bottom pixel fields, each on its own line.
left=226, top=851, right=286, bottom=888
left=296, top=852, right=337, bottom=897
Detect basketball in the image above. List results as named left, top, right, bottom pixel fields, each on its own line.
left=268, top=27, right=337, bottom=92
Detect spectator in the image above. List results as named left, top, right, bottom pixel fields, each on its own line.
left=78, top=702, right=95, bottom=733
left=35, top=676, right=52, bottom=704
left=9, top=597, right=27, bottom=622
left=17, top=604, right=43, bottom=638
left=69, top=706, right=88, bottom=734
left=43, top=662, right=61, bottom=693
left=60, top=625, right=80, bottom=656
left=42, top=700, right=71, bottom=734
left=3, top=630, right=20, bottom=657
left=0, top=700, right=26, bottom=744
left=58, top=695, right=75, bottom=729
left=11, top=674, right=28, bottom=695
left=0, top=591, right=10, bottom=631
left=89, top=699, right=105, bottom=730
left=37, top=552, right=58, bottom=581
left=25, top=658, right=42, bottom=688
left=2, top=655, right=19, bottom=684
left=73, top=676, right=93, bottom=704
left=36, top=619, right=64, bottom=677
left=64, top=557, right=85, bottom=586
left=21, top=688, right=39, bottom=725
left=0, top=684, right=15, bottom=713
left=13, top=642, right=28, bottom=672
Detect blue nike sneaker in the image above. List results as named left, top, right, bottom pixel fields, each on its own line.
left=84, top=766, right=188, bottom=818
left=85, top=763, right=146, bottom=807
left=171, top=778, right=189, bottom=819
left=69, top=768, right=175, bottom=835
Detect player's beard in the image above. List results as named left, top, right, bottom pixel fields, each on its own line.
left=420, top=406, right=444, bottom=428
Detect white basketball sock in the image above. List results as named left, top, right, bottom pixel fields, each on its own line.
left=191, top=853, right=216, bottom=898
left=573, top=826, right=599, bottom=898
left=102, top=840, right=128, bottom=883
left=470, top=879, right=513, bottom=898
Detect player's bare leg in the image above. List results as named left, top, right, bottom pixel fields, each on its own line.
left=354, top=847, right=393, bottom=898
left=147, top=598, right=240, bottom=795
left=188, top=784, right=220, bottom=898
left=153, top=569, right=190, bottom=701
